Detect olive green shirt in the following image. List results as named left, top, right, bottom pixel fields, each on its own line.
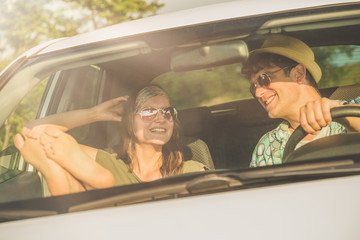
left=96, top=150, right=204, bottom=186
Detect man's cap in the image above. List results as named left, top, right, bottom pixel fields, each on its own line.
left=250, top=34, right=322, bottom=82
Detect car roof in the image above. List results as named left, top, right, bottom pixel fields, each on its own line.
left=34, top=0, right=357, bottom=56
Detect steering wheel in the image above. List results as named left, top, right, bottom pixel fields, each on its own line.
left=282, top=106, right=360, bottom=163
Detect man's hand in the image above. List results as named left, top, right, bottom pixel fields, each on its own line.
left=299, top=97, right=341, bottom=134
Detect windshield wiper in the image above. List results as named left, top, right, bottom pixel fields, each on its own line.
left=185, top=173, right=243, bottom=193
left=68, top=181, right=188, bottom=212
left=0, top=209, right=58, bottom=221
left=69, top=173, right=244, bottom=213
left=231, top=159, right=358, bottom=180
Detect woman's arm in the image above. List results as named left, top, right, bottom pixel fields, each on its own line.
left=25, top=96, right=128, bottom=130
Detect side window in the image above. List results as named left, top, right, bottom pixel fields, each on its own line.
left=314, top=45, right=360, bottom=88
left=0, top=65, right=106, bottom=199
left=46, top=65, right=104, bottom=115
left=42, top=65, right=106, bottom=147
left=0, top=79, right=48, bottom=182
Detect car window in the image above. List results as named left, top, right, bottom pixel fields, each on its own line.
left=0, top=79, right=48, bottom=183
left=314, top=45, right=360, bottom=89
left=43, top=65, right=114, bottom=149
left=46, top=65, right=105, bottom=115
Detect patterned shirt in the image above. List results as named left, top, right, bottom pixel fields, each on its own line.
left=250, top=97, right=360, bottom=167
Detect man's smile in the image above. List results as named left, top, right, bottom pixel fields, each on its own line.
left=265, top=95, right=276, bottom=105
left=261, top=90, right=277, bottom=107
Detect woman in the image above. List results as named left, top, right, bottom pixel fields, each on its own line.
left=14, top=85, right=205, bottom=195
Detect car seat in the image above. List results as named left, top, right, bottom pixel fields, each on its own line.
left=329, top=83, right=360, bottom=101
left=182, top=137, right=215, bottom=170
left=178, top=107, right=215, bottom=170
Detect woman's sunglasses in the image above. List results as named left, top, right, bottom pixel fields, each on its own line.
left=249, top=67, right=289, bottom=98
left=137, top=107, right=177, bottom=122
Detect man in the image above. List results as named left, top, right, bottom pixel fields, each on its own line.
left=241, top=34, right=360, bottom=167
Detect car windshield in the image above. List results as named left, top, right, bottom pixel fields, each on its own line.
left=0, top=1, right=360, bottom=222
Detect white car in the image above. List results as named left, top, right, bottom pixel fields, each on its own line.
left=1, top=0, right=360, bottom=239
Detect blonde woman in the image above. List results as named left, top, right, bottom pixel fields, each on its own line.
left=14, top=85, right=205, bottom=195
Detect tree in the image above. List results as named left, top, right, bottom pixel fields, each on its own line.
left=61, top=0, right=164, bottom=30
left=0, top=0, right=81, bottom=56
left=0, top=0, right=163, bottom=63
left=0, top=80, right=47, bottom=150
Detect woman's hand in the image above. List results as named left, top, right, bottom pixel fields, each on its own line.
left=91, top=96, right=129, bottom=122
left=24, top=96, right=129, bottom=130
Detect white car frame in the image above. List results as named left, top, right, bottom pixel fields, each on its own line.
left=1, top=0, right=360, bottom=239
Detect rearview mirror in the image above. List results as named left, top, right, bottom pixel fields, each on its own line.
left=171, top=40, right=249, bottom=72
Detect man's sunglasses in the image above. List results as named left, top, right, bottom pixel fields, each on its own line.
left=249, top=67, right=289, bottom=98
left=137, top=107, right=177, bottom=122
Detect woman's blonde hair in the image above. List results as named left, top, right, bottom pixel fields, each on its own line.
left=117, top=84, right=184, bottom=176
